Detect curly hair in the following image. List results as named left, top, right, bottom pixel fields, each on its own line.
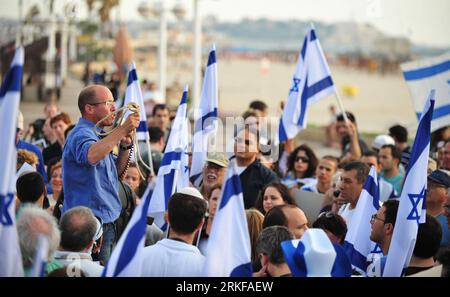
left=287, top=144, right=318, bottom=178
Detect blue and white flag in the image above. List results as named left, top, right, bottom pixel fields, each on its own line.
left=343, top=166, right=382, bottom=275
left=0, top=47, right=24, bottom=277
left=203, top=159, right=252, bottom=277
left=147, top=86, right=190, bottom=230
left=401, top=53, right=449, bottom=132
left=277, top=24, right=336, bottom=144
left=383, top=91, right=435, bottom=277
left=29, top=235, right=48, bottom=277
left=103, top=185, right=152, bottom=276
left=123, top=62, right=149, bottom=142
left=190, top=45, right=219, bottom=187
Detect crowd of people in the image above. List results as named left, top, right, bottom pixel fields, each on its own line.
left=11, top=81, right=450, bottom=277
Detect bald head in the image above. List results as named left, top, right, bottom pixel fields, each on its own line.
left=78, top=85, right=111, bottom=115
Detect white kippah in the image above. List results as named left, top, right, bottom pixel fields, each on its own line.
left=178, top=187, right=204, bottom=200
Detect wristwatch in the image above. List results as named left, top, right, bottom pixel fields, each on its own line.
left=119, top=143, right=133, bottom=150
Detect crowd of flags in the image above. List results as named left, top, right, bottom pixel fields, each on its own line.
left=0, top=22, right=443, bottom=277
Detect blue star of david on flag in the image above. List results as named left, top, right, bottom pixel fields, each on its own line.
left=0, top=194, right=14, bottom=226
left=407, top=186, right=426, bottom=225
left=289, top=77, right=301, bottom=94
left=370, top=243, right=383, bottom=254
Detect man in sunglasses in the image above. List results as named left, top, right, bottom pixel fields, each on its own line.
left=234, top=126, right=279, bottom=209
left=62, top=85, right=140, bottom=264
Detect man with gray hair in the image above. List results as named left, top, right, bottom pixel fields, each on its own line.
left=255, top=226, right=294, bottom=277
left=53, top=206, right=104, bottom=277
left=17, top=205, right=61, bottom=276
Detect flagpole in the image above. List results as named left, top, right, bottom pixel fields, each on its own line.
left=333, top=90, right=349, bottom=123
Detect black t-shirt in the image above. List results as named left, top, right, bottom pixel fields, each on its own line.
left=239, top=159, right=279, bottom=209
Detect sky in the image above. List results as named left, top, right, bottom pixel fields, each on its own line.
left=1, top=0, right=449, bottom=47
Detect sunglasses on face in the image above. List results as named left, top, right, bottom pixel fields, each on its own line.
left=295, top=156, right=309, bottom=163
left=318, top=211, right=337, bottom=219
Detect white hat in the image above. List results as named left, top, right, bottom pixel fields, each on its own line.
left=372, top=135, right=395, bottom=150
left=178, top=187, right=204, bottom=200
left=281, top=228, right=352, bottom=277
left=17, top=110, right=24, bottom=130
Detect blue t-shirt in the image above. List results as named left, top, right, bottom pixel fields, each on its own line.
left=436, top=214, right=450, bottom=247
left=16, top=140, right=48, bottom=183
left=62, top=118, right=121, bottom=223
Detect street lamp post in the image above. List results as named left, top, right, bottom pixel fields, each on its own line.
left=192, top=0, right=202, bottom=111
left=157, top=1, right=168, bottom=101
left=139, top=1, right=186, bottom=103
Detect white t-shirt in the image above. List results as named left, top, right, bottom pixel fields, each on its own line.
left=338, top=203, right=356, bottom=226
left=141, top=238, right=205, bottom=277
left=236, top=166, right=247, bottom=175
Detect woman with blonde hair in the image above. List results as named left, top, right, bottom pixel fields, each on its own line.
left=246, top=208, right=265, bottom=264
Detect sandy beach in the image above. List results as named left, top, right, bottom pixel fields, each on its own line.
left=20, top=58, right=418, bottom=138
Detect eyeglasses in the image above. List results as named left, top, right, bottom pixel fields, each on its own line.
left=88, top=100, right=115, bottom=107
left=370, top=214, right=385, bottom=224
left=295, top=156, right=309, bottom=163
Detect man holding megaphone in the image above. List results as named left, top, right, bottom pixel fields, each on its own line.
left=61, top=84, right=140, bottom=264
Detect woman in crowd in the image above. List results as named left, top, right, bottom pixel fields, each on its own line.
left=198, top=184, right=221, bottom=254
left=282, top=144, right=318, bottom=189
left=246, top=208, right=265, bottom=265
left=254, top=182, right=297, bottom=215
left=123, top=162, right=143, bottom=196
left=48, top=161, right=63, bottom=212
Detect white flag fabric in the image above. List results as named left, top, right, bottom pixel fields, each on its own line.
left=0, top=47, right=25, bottom=277
left=343, top=166, right=382, bottom=275
left=124, top=62, right=149, bottom=142
left=190, top=45, right=219, bottom=187
left=102, top=185, right=152, bottom=276
left=277, top=24, right=336, bottom=144
left=29, top=235, right=48, bottom=277
left=203, top=159, right=252, bottom=277
left=383, top=91, right=435, bottom=277
left=147, top=86, right=189, bottom=230
left=401, top=53, right=449, bottom=132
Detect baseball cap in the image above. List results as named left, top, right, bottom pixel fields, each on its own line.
left=372, top=135, right=395, bottom=150
left=206, top=152, right=229, bottom=168
left=428, top=169, right=450, bottom=188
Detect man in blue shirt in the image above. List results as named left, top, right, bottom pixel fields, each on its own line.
left=62, top=84, right=140, bottom=263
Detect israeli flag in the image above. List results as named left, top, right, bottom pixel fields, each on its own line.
left=383, top=91, right=435, bottom=277
left=0, top=47, right=24, bottom=277
left=103, top=185, right=152, bottom=276
left=203, top=159, right=252, bottom=277
left=401, top=53, right=449, bottom=132
left=277, top=24, right=336, bottom=144
left=147, top=86, right=190, bottom=230
left=343, top=166, right=382, bottom=275
left=190, top=45, right=219, bottom=187
left=29, top=235, right=48, bottom=277
left=123, top=62, right=150, bottom=142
